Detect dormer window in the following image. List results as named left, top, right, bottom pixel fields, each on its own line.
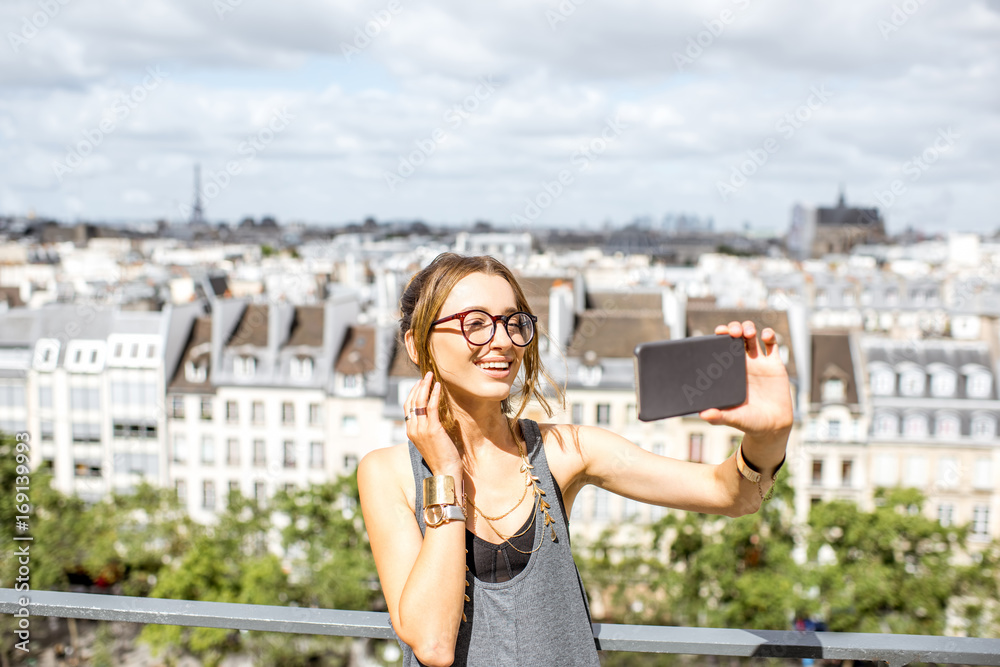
left=934, top=413, right=961, bottom=438
left=903, top=413, right=928, bottom=438
left=870, top=366, right=895, bottom=396
left=822, top=378, right=845, bottom=403
left=967, top=371, right=992, bottom=399
left=185, top=360, right=208, bottom=383
left=899, top=369, right=925, bottom=397
left=971, top=415, right=996, bottom=440
left=874, top=412, right=898, bottom=437
left=291, top=356, right=314, bottom=381
left=930, top=370, right=956, bottom=398
left=235, top=355, right=257, bottom=379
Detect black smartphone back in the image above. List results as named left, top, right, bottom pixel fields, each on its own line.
left=633, top=335, right=748, bottom=421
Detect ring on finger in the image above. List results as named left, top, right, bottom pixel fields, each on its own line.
left=404, top=414, right=411, bottom=421
left=414, top=407, right=427, bottom=416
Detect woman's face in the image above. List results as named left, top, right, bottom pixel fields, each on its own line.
left=427, top=272, right=527, bottom=407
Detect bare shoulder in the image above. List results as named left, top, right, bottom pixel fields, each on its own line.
left=358, top=443, right=416, bottom=511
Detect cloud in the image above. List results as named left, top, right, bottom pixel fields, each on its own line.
left=0, top=0, right=997, bottom=232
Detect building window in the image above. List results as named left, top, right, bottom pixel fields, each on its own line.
left=253, top=439, right=265, bottom=467
left=967, top=372, right=992, bottom=399
left=203, top=481, right=216, bottom=510
left=201, top=436, right=215, bottom=465
left=185, top=361, right=207, bottom=383
left=903, top=414, right=928, bottom=438
left=283, top=440, right=296, bottom=469
left=69, top=386, right=101, bottom=411
left=688, top=433, right=704, bottom=463
left=870, top=369, right=895, bottom=396
left=930, top=372, right=956, bottom=398
left=171, top=396, right=185, bottom=419
left=227, top=438, right=240, bottom=466
left=254, top=481, right=266, bottom=505
left=841, top=460, right=853, bottom=487
left=873, top=454, right=897, bottom=487
left=938, top=504, right=954, bottom=527
left=812, top=460, right=823, bottom=486
left=308, top=403, right=322, bottom=426
left=972, top=505, right=990, bottom=540
left=626, top=403, right=637, bottom=423
left=822, top=378, right=845, bottom=403
left=225, top=401, right=238, bottom=423
left=40, top=420, right=55, bottom=441
left=228, top=480, right=240, bottom=500
left=38, top=386, right=53, bottom=409
left=173, top=434, right=188, bottom=463
left=571, top=403, right=583, bottom=425
left=71, top=422, right=101, bottom=443
left=973, top=458, right=992, bottom=491
left=935, top=413, right=961, bottom=438
left=937, top=456, right=960, bottom=489
left=874, top=412, right=898, bottom=438
left=971, top=416, right=996, bottom=440
left=343, top=374, right=360, bottom=390
left=175, top=479, right=187, bottom=503
left=235, top=355, right=257, bottom=379
left=342, top=415, right=359, bottom=435
left=251, top=401, right=264, bottom=425
left=310, top=441, right=324, bottom=468
left=899, top=370, right=925, bottom=397
left=291, top=356, right=314, bottom=381
left=343, top=454, right=358, bottom=471
left=282, top=402, right=295, bottom=426
left=905, top=456, right=928, bottom=487
left=200, top=397, right=213, bottom=421
left=827, top=419, right=841, bottom=440
left=596, top=403, right=610, bottom=426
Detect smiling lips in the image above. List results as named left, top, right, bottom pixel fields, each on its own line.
left=475, top=358, right=512, bottom=376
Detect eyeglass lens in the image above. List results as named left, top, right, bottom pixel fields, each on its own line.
left=463, top=311, right=534, bottom=346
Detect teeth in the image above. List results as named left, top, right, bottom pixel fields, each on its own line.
left=478, top=361, right=509, bottom=370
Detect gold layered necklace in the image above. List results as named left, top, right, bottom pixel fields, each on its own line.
left=463, top=419, right=557, bottom=554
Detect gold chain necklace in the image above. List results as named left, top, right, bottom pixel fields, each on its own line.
left=462, top=418, right=558, bottom=550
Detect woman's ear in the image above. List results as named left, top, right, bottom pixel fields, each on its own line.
left=404, top=330, right=419, bottom=366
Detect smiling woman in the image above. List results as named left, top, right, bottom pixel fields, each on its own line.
left=358, top=252, right=793, bottom=666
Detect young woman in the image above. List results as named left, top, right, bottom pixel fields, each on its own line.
left=358, top=253, right=793, bottom=666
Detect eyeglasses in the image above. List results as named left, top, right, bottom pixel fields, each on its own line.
left=430, top=309, right=537, bottom=347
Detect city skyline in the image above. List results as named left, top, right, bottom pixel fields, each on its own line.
left=1, top=1, right=998, bottom=233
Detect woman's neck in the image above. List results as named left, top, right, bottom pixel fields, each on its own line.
left=449, top=401, right=520, bottom=468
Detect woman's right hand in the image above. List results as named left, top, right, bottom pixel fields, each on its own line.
left=404, top=371, right=463, bottom=477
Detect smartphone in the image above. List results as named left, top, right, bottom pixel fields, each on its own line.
left=633, top=335, right=748, bottom=421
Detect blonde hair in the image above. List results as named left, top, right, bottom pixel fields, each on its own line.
left=399, top=253, right=562, bottom=441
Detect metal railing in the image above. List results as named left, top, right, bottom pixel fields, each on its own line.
left=3, top=588, right=1000, bottom=666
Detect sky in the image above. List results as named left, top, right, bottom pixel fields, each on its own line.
left=1, top=0, right=998, bottom=234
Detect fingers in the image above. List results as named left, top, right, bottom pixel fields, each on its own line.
left=760, top=327, right=778, bottom=357
left=716, top=320, right=774, bottom=359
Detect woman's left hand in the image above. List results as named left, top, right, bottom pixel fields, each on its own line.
left=698, top=320, right=794, bottom=439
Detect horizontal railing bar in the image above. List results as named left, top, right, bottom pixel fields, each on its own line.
left=4, top=589, right=1000, bottom=666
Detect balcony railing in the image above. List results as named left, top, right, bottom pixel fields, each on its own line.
left=4, top=588, right=1000, bottom=666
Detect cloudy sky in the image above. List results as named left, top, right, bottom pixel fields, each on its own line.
left=1, top=0, right=998, bottom=234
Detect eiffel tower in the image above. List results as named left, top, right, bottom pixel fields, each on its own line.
left=190, top=163, right=204, bottom=225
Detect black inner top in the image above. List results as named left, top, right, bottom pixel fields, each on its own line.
left=465, top=476, right=564, bottom=583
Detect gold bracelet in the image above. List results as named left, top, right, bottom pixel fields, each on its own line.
left=736, top=444, right=784, bottom=501
left=423, top=475, right=457, bottom=507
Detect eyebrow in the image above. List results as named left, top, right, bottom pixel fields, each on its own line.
left=460, top=306, right=519, bottom=315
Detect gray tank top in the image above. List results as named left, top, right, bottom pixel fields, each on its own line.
left=396, top=418, right=600, bottom=666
